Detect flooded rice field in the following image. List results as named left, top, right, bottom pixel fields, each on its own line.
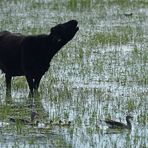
left=0, top=0, right=148, bottom=147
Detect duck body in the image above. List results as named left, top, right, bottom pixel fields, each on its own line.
left=101, top=115, right=133, bottom=130
left=9, top=117, right=30, bottom=125
left=124, top=13, right=133, bottom=17
left=51, top=120, right=71, bottom=127
left=34, top=120, right=53, bottom=129
left=0, top=121, right=10, bottom=127
left=61, top=121, right=71, bottom=127
left=105, top=120, right=129, bottom=129
left=52, top=120, right=63, bottom=126
left=9, top=110, right=39, bottom=125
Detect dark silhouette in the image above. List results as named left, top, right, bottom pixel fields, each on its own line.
left=124, top=13, right=133, bottom=17
left=9, top=111, right=39, bottom=125
left=0, top=20, right=79, bottom=97
left=100, top=115, right=133, bottom=130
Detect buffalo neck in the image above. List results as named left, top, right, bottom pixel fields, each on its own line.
left=47, top=35, right=66, bottom=60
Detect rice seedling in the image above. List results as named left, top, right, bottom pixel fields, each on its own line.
left=0, top=0, right=147, bottom=147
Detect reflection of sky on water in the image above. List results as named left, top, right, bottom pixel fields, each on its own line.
left=0, top=0, right=147, bottom=147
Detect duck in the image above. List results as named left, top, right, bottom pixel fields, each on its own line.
left=52, top=120, right=63, bottom=126
left=9, top=110, right=39, bottom=125
left=9, top=117, right=30, bottom=124
left=35, top=120, right=53, bottom=128
left=100, top=115, right=133, bottom=130
left=60, top=121, right=71, bottom=127
left=124, top=13, right=133, bottom=17
left=0, top=121, right=10, bottom=128
left=50, top=120, right=71, bottom=128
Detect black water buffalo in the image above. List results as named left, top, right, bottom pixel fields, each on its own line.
left=0, top=20, right=79, bottom=97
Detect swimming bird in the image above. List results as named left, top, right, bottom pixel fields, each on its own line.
left=124, top=13, right=133, bottom=17
left=9, top=110, right=39, bottom=125
left=100, top=115, right=133, bottom=130
left=50, top=120, right=71, bottom=128
left=52, top=120, right=63, bottom=126
left=9, top=117, right=30, bottom=124
left=36, top=120, right=53, bottom=128
left=0, top=121, right=10, bottom=127
left=60, top=121, right=71, bottom=127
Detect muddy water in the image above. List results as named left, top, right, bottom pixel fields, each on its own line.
left=0, top=0, right=147, bottom=147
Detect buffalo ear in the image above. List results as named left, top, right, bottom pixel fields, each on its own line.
left=50, top=24, right=62, bottom=33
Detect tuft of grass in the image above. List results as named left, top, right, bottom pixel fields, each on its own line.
left=137, top=113, right=147, bottom=126
left=0, top=105, right=11, bottom=119
left=67, top=0, right=94, bottom=11
left=68, top=0, right=78, bottom=11
left=107, top=0, right=132, bottom=7
left=127, top=100, right=136, bottom=111
left=87, top=31, right=132, bottom=46
left=107, top=0, right=148, bottom=8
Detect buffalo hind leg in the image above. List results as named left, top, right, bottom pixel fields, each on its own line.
left=5, top=74, right=12, bottom=98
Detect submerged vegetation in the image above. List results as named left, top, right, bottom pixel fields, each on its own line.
left=0, top=0, right=148, bottom=147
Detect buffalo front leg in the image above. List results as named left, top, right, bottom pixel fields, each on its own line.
left=26, top=75, right=42, bottom=97
left=5, top=74, right=12, bottom=98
